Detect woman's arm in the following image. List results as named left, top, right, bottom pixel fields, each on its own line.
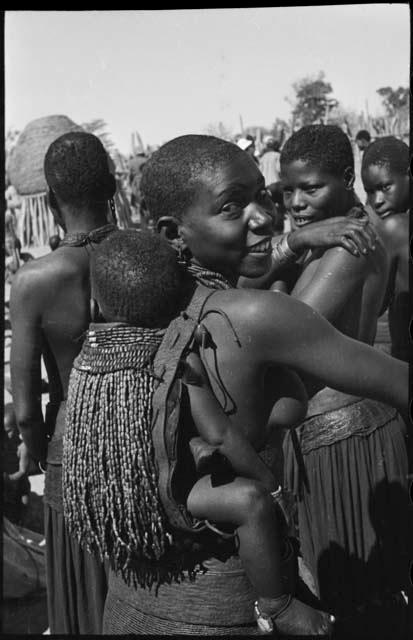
left=183, top=352, right=277, bottom=492
left=252, top=292, right=408, bottom=418
left=10, top=267, right=48, bottom=463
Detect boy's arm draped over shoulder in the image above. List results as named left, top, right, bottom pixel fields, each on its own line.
left=10, top=264, right=48, bottom=463
left=245, top=290, right=408, bottom=417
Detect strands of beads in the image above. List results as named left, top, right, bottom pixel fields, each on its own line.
left=63, top=325, right=179, bottom=588
left=59, top=223, right=117, bottom=248
left=185, top=262, right=234, bottom=290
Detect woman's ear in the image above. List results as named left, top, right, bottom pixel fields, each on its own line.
left=157, top=216, right=184, bottom=251
left=343, top=167, right=355, bottom=190
left=90, top=298, right=103, bottom=322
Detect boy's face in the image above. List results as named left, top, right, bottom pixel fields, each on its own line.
left=281, top=160, right=348, bottom=227
left=361, top=163, right=409, bottom=217
left=178, top=153, right=274, bottom=281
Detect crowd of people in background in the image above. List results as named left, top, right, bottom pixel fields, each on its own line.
left=3, top=121, right=410, bottom=638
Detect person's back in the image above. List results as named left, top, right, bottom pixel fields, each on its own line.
left=259, top=136, right=281, bottom=186
left=361, top=135, right=410, bottom=362
left=10, top=131, right=117, bottom=635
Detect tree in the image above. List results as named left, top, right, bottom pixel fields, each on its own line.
left=377, top=86, right=409, bottom=116
left=81, top=118, right=115, bottom=153
left=375, top=86, right=409, bottom=137
left=289, top=72, right=338, bottom=128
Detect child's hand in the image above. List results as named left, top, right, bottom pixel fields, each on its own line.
left=182, top=350, right=209, bottom=388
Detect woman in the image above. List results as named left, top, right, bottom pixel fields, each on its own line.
left=101, top=134, right=407, bottom=635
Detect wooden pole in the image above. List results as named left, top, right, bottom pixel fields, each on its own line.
left=239, top=114, right=244, bottom=134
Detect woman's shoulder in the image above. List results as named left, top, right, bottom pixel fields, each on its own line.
left=203, top=287, right=296, bottom=327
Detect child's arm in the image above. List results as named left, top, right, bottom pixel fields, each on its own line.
left=183, top=351, right=277, bottom=492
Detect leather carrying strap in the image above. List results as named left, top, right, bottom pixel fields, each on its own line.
left=151, top=285, right=216, bottom=532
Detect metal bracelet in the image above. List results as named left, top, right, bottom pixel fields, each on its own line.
left=272, top=233, right=298, bottom=266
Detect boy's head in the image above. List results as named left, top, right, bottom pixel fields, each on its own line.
left=355, top=129, right=371, bottom=152
left=361, top=136, right=409, bottom=217
left=140, top=134, right=247, bottom=224
left=90, top=229, right=192, bottom=328
left=280, top=125, right=355, bottom=226
left=44, top=132, right=116, bottom=213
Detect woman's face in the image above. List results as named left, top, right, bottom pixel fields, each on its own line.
left=281, top=160, right=349, bottom=228
left=179, top=154, right=274, bottom=280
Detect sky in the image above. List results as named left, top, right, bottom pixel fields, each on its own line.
left=5, top=6, right=410, bottom=154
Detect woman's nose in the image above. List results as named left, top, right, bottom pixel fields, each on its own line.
left=247, top=203, right=273, bottom=231
left=373, top=190, right=385, bottom=208
left=291, top=190, right=305, bottom=212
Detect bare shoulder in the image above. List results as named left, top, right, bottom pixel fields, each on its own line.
left=204, top=287, right=304, bottom=332
left=315, top=244, right=371, bottom=274
left=381, top=213, right=409, bottom=242
left=11, top=249, right=85, bottom=301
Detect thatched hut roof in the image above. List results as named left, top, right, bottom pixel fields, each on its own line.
left=7, top=115, right=84, bottom=195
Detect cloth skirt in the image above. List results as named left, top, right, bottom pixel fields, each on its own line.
left=44, top=470, right=109, bottom=634
left=283, top=398, right=409, bottom=614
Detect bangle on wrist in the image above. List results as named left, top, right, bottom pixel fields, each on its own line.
left=272, top=233, right=299, bottom=266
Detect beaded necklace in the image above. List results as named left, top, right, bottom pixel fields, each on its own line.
left=185, top=262, right=234, bottom=290
left=59, top=223, right=117, bottom=248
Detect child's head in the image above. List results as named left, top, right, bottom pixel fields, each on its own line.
left=355, top=129, right=371, bottom=152
left=90, top=229, right=192, bottom=328
left=280, top=125, right=355, bottom=226
left=361, top=136, right=409, bottom=217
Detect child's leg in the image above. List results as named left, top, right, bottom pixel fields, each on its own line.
left=188, top=476, right=334, bottom=636
left=188, top=475, right=284, bottom=598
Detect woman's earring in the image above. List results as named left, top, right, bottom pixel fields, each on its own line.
left=177, top=241, right=191, bottom=265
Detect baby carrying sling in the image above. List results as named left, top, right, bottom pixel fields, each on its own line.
left=63, top=283, right=230, bottom=590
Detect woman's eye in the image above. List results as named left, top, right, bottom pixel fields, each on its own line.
left=382, top=184, right=392, bottom=192
left=221, top=202, right=243, bottom=216
left=306, top=187, right=319, bottom=195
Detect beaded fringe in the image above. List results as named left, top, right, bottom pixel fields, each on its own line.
left=62, top=325, right=201, bottom=590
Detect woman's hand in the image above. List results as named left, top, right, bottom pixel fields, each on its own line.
left=288, top=215, right=377, bottom=257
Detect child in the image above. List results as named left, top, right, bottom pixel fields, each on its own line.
left=63, top=228, right=333, bottom=637
left=361, top=136, right=410, bottom=363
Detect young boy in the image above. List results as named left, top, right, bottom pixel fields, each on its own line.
left=361, top=135, right=410, bottom=363
left=63, top=228, right=333, bottom=637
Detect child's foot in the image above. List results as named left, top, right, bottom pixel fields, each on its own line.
left=255, top=595, right=335, bottom=636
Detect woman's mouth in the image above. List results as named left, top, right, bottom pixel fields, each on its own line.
left=293, top=216, right=314, bottom=227
left=246, top=238, right=272, bottom=254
